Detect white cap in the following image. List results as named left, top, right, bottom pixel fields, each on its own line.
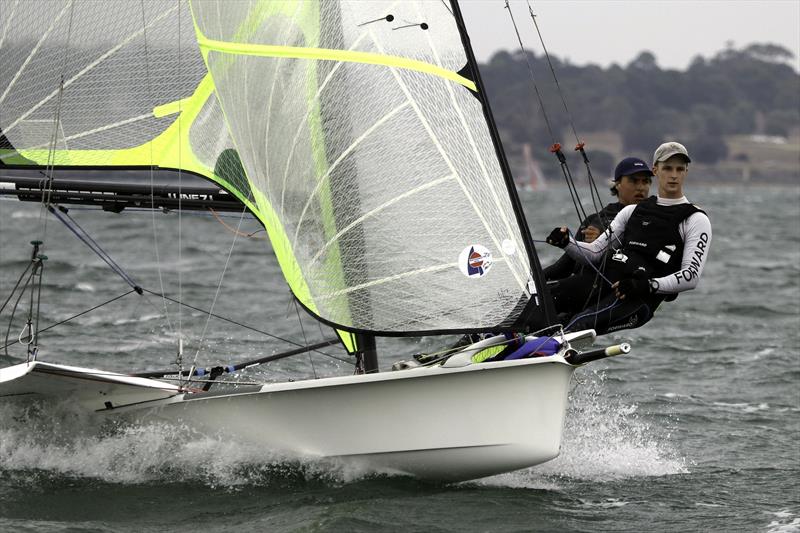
left=653, top=142, right=691, bottom=165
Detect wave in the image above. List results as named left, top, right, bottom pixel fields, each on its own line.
left=0, top=401, right=375, bottom=488
left=765, top=510, right=800, bottom=533
left=475, top=369, right=688, bottom=488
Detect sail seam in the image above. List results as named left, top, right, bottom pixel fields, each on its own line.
left=195, top=36, right=477, bottom=92
left=290, top=101, right=412, bottom=248
left=278, top=32, right=369, bottom=216
left=369, top=35, right=516, bottom=290
left=417, top=6, right=526, bottom=290
left=306, top=173, right=457, bottom=268
left=2, top=4, right=180, bottom=136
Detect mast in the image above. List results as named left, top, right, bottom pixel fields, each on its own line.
left=449, top=0, right=556, bottom=329
left=355, top=333, right=378, bottom=374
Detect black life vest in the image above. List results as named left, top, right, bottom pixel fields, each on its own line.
left=607, top=196, right=705, bottom=280
left=579, top=202, right=624, bottom=239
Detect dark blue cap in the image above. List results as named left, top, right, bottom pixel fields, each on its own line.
left=614, top=157, right=654, bottom=180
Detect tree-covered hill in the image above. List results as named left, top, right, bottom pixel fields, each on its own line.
left=480, top=43, right=800, bottom=184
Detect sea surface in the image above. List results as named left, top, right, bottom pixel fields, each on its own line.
left=0, top=184, right=798, bottom=532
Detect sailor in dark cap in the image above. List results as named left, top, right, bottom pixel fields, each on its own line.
left=546, top=141, right=712, bottom=335
left=544, top=156, right=652, bottom=281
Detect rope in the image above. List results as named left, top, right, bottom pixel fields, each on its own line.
left=503, top=1, right=586, bottom=225
left=565, top=298, right=620, bottom=332
left=294, top=299, right=318, bottom=379
left=3, top=267, right=36, bottom=357
left=140, top=288, right=337, bottom=359
left=526, top=1, right=607, bottom=227
left=533, top=233, right=613, bottom=287
left=209, top=207, right=266, bottom=239
left=134, top=338, right=347, bottom=379
left=0, top=261, right=34, bottom=315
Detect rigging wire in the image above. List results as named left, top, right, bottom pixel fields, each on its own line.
left=140, top=288, right=339, bottom=359
left=29, top=253, right=45, bottom=361
left=525, top=0, right=606, bottom=224
left=48, top=205, right=142, bottom=293
left=1, top=290, right=137, bottom=354
left=294, top=299, right=318, bottom=379
left=1, top=286, right=347, bottom=368
left=508, top=0, right=619, bottom=323
left=187, top=204, right=250, bottom=376
left=503, top=0, right=587, bottom=225
left=176, top=0, right=184, bottom=385
left=140, top=0, right=175, bottom=340
left=37, top=0, right=75, bottom=247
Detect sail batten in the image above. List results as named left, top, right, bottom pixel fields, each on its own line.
left=195, top=36, right=477, bottom=91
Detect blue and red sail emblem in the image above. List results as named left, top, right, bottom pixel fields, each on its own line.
left=459, top=244, right=493, bottom=278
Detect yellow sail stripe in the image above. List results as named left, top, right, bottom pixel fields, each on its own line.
left=195, top=35, right=478, bottom=92
left=187, top=3, right=358, bottom=351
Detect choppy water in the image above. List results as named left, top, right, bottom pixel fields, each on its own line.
left=1, top=185, right=798, bottom=532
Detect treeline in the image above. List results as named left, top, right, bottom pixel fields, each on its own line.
left=480, top=43, right=800, bottom=177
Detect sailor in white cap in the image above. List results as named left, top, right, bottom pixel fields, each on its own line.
left=545, top=141, right=712, bottom=335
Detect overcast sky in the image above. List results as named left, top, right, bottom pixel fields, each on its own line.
left=459, top=0, right=800, bottom=71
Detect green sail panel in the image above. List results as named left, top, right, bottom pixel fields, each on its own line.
left=0, top=1, right=250, bottom=203
left=0, top=0, right=355, bottom=350
left=190, top=1, right=545, bottom=334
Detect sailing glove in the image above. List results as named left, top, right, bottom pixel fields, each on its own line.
left=546, top=227, right=570, bottom=248
left=615, top=277, right=653, bottom=300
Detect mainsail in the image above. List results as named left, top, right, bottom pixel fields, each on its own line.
left=192, top=0, right=552, bottom=334
left=0, top=0, right=553, bottom=337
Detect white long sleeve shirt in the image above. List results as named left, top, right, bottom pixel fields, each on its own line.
left=564, top=196, right=712, bottom=294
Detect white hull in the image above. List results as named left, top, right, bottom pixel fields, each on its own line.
left=120, top=356, right=575, bottom=481
left=1, top=351, right=581, bottom=481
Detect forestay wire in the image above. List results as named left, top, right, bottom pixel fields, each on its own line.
left=140, top=0, right=176, bottom=342
left=186, top=204, right=249, bottom=379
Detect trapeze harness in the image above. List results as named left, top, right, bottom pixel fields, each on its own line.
left=567, top=197, right=706, bottom=334
left=605, top=196, right=705, bottom=285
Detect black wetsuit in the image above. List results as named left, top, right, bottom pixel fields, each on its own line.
left=553, top=196, right=705, bottom=335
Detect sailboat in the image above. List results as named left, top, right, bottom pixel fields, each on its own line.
left=0, top=0, right=628, bottom=482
